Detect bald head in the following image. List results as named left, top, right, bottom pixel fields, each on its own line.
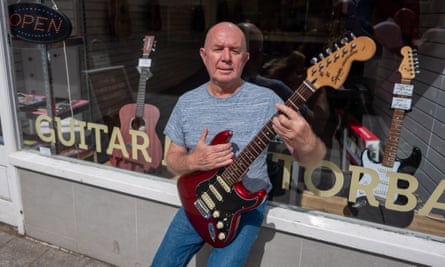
left=200, top=22, right=250, bottom=91
left=204, top=22, right=247, bottom=51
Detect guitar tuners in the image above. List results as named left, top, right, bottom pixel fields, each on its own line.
left=310, top=57, right=318, bottom=65
left=347, top=31, right=357, bottom=40
left=152, top=40, right=157, bottom=52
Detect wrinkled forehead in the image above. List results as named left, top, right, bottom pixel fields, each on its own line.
left=204, top=23, right=247, bottom=50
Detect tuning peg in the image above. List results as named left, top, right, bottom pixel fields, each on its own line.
left=325, top=48, right=332, bottom=55
left=348, top=32, right=357, bottom=39
left=318, top=53, right=325, bottom=60
left=333, top=43, right=340, bottom=50
left=310, top=57, right=318, bottom=65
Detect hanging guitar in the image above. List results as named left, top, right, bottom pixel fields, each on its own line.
left=110, top=35, right=162, bottom=172
left=109, top=0, right=132, bottom=37
left=348, top=46, right=422, bottom=227
left=177, top=33, right=376, bottom=248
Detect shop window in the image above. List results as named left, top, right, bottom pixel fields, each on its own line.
left=0, top=119, right=3, bottom=145
left=6, top=0, right=445, bottom=239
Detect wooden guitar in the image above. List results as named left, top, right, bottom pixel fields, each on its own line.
left=177, top=34, right=376, bottom=248
left=109, top=0, right=132, bottom=37
left=110, top=35, right=162, bottom=172
left=348, top=46, right=422, bottom=227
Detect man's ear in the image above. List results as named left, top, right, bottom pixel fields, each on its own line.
left=199, top=48, right=206, bottom=64
left=243, top=52, right=250, bottom=65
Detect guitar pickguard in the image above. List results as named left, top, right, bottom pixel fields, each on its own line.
left=191, top=168, right=264, bottom=243
left=355, top=149, right=400, bottom=203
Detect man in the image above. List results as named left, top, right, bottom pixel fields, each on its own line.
left=152, top=22, right=326, bottom=267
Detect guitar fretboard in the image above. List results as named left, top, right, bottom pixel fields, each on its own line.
left=135, top=67, right=150, bottom=118
left=382, top=78, right=412, bottom=168
left=221, top=80, right=317, bottom=185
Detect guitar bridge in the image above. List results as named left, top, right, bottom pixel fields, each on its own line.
left=194, top=199, right=211, bottom=218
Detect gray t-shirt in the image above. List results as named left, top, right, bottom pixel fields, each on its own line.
left=164, top=81, right=283, bottom=193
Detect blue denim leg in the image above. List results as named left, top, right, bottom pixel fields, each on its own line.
left=151, top=207, right=204, bottom=267
left=151, top=202, right=266, bottom=267
left=207, top=201, right=266, bottom=267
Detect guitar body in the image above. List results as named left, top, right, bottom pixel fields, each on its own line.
left=177, top=130, right=267, bottom=248
left=110, top=103, right=162, bottom=172
left=348, top=147, right=422, bottom=227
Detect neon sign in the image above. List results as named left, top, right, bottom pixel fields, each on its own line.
left=9, top=3, right=72, bottom=44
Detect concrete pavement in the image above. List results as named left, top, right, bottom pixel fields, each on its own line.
left=0, top=222, right=115, bottom=267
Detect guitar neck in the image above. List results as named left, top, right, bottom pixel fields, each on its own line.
left=135, top=68, right=150, bottom=118
left=382, top=108, right=405, bottom=167
left=382, top=78, right=412, bottom=167
left=221, top=80, right=317, bottom=185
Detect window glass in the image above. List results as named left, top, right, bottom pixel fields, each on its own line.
left=0, top=119, right=3, bottom=145
left=7, top=0, right=445, bottom=239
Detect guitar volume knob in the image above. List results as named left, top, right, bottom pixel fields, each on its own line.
left=216, top=221, right=224, bottom=229
left=218, top=232, right=226, bottom=240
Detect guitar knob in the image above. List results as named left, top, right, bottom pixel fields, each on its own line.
left=216, top=221, right=224, bottom=229
left=213, top=210, right=220, bottom=218
left=218, top=232, right=226, bottom=240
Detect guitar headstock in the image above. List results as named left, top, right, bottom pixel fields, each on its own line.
left=142, top=35, right=156, bottom=57
left=306, top=34, right=376, bottom=90
left=139, top=35, right=156, bottom=72
left=399, top=46, right=420, bottom=80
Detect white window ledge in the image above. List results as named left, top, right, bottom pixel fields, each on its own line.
left=9, top=150, right=445, bottom=266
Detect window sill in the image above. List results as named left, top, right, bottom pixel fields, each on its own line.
left=8, top=150, right=445, bottom=266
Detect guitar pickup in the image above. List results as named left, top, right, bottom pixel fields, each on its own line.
left=194, top=198, right=211, bottom=219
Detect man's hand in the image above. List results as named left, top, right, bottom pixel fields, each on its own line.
left=166, top=128, right=233, bottom=175
left=272, top=103, right=326, bottom=167
left=189, top=128, right=234, bottom=171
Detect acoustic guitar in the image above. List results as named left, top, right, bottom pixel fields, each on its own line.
left=109, top=0, right=132, bottom=37
left=348, top=46, right=422, bottom=227
left=177, top=34, right=376, bottom=247
left=110, top=35, right=162, bottom=172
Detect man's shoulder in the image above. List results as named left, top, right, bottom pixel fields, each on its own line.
left=243, top=80, right=287, bottom=102
left=253, top=75, right=292, bottom=101
left=178, top=83, right=208, bottom=101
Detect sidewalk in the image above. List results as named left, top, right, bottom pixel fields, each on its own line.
left=0, top=222, right=115, bottom=267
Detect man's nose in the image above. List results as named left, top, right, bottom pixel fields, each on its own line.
left=221, top=48, right=231, bottom=61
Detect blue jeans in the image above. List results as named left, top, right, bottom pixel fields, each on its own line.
left=151, top=201, right=267, bottom=267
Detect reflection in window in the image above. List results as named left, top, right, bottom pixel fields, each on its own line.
left=0, top=118, right=3, bottom=145
left=8, top=0, right=444, bottom=239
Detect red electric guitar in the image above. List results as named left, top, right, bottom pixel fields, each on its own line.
left=348, top=46, right=422, bottom=227
left=110, top=35, right=162, bottom=172
left=177, top=34, right=376, bottom=247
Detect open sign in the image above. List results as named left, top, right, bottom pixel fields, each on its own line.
left=9, top=3, right=72, bottom=44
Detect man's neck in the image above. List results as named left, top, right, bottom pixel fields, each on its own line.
left=208, top=80, right=243, bottom=98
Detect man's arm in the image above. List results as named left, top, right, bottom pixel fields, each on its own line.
left=165, top=128, right=234, bottom=175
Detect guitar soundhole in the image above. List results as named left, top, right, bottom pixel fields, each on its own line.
left=131, top=117, right=145, bottom=131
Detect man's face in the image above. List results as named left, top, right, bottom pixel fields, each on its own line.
left=200, top=23, right=250, bottom=87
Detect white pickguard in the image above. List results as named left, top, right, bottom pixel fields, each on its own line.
left=356, top=149, right=400, bottom=203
